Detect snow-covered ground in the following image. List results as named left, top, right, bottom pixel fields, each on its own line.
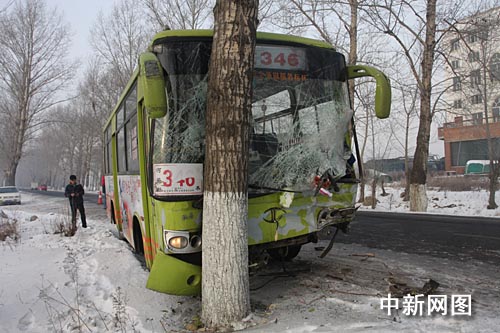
left=359, top=185, right=500, bottom=218
left=0, top=190, right=499, bottom=332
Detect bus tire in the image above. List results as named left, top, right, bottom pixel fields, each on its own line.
left=267, top=245, right=302, bottom=261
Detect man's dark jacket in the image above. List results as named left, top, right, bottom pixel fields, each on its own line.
left=65, top=183, right=85, bottom=203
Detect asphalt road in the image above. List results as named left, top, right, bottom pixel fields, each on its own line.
left=25, top=189, right=99, bottom=202
left=23, top=189, right=107, bottom=220
left=334, top=211, right=500, bottom=265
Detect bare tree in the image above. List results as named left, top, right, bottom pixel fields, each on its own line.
left=0, top=0, right=14, bottom=13
left=365, top=0, right=467, bottom=211
left=390, top=78, right=419, bottom=201
left=142, top=0, right=213, bottom=30
left=77, top=58, right=115, bottom=181
left=269, top=0, right=388, bottom=204
left=202, top=0, right=258, bottom=329
left=0, top=0, right=75, bottom=186
left=141, top=0, right=274, bottom=30
left=354, top=81, right=376, bottom=202
left=90, top=0, right=152, bottom=90
left=16, top=114, right=69, bottom=189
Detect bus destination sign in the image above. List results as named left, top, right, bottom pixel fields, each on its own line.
left=255, top=45, right=306, bottom=71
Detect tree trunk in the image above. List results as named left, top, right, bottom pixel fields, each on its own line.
left=4, top=161, right=18, bottom=186
left=488, top=167, right=498, bottom=209
left=480, top=54, right=498, bottom=209
left=409, top=0, right=437, bottom=212
left=358, top=174, right=366, bottom=203
left=404, top=169, right=411, bottom=201
left=358, top=112, right=369, bottom=203
left=347, top=0, right=358, bottom=105
left=348, top=0, right=363, bottom=204
left=202, top=0, right=258, bottom=329
left=404, top=112, right=410, bottom=202
left=381, top=179, right=387, bottom=196
left=371, top=178, right=377, bottom=209
left=410, top=183, right=427, bottom=211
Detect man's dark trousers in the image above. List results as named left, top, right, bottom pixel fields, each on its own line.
left=70, top=199, right=87, bottom=228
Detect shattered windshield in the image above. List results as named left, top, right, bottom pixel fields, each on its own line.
left=153, top=40, right=352, bottom=193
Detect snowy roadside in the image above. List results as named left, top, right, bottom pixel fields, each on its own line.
left=0, top=193, right=198, bottom=332
left=358, top=186, right=500, bottom=218
left=1, top=192, right=499, bottom=333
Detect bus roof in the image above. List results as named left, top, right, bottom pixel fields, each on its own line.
left=151, top=29, right=335, bottom=50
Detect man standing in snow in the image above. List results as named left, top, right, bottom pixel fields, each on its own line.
left=65, top=175, right=87, bottom=229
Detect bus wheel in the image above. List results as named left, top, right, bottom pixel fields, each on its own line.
left=267, top=245, right=302, bottom=261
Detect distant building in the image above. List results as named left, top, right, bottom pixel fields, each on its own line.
left=439, top=7, right=500, bottom=174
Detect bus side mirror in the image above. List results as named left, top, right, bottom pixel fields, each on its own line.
left=347, top=65, right=391, bottom=119
left=139, top=52, right=167, bottom=118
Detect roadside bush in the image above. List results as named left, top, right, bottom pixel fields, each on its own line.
left=0, top=217, right=20, bottom=242
left=52, top=212, right=77, bottom=237
left=427, top=175, right=490, bottom=191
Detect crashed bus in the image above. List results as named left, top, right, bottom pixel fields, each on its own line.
left=103, top=29, right=391, bottom=295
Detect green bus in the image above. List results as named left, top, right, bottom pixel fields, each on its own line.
left=103, top=29, right=390, bottom=296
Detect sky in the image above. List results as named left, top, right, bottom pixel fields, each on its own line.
left=0, top=0, right=446, bottom=157
left=45, top=0, right=115, bottom=61
left=1, top=0, right=115, bottom=61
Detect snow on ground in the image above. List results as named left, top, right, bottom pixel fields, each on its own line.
left=358, top=185, right=500, bottom=218
left=0, top=190, right=499, bottom=332
left=0, top=193, right=199, bottom=332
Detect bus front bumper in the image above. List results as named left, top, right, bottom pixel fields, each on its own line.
left=146, top=251, right=201, bottom=295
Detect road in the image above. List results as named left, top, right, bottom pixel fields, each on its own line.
left=26, top=190, right=500, bottom=264
left=334, top=211, right=500, bottom=265
left=22, top=189, right=107, bottom=220
left=24, top=189, right=99, bottom=202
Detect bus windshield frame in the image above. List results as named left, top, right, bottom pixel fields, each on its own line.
left=151, top=38, right=353, bottom=198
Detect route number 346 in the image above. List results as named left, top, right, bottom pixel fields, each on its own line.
left=255, top=46, right=306, bottom=71
left=259, top=52, right=299, bottom=67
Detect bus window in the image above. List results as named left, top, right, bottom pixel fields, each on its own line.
left=117, top=127, right=127, bottom=173
left=126, top=84, right=137, bottom=116
left=103, top=126, right=111, bottom=174
left=127, top=114, right=139, bottom=172
left=152, top=75, right=207, bottom=165
left=117, top=106, right=125, bottom=129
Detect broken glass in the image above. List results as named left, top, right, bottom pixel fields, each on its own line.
left=153, top=40, right=353, bottom=193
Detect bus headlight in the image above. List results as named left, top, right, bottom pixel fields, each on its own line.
left=164, top=230, right=202, bottom=253
left=190, top=235, right=202, bottom=249
left=169, top=236, right=188, bottom=249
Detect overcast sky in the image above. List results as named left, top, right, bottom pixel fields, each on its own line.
left=45, top=0, right=115, bottom=60
left=0, top=0, right=445, bottom=157
left=1, top=0, right=115, bottom=61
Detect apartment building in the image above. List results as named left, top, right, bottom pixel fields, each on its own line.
left=439, top=7, right=500, bottom=174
